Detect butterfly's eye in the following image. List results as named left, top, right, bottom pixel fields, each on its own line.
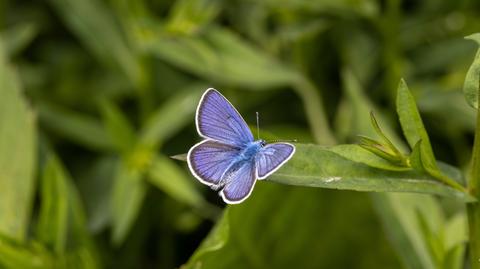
left=260, top=140, right=266, bottom=147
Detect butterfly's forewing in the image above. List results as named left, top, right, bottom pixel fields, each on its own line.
left=188, top=140, right=240, bottom=187
left=220, top=160, right=256, bottom=204
left=196, top=88, right=254, bottom=147
left=256, top=143, right=295, bottom=179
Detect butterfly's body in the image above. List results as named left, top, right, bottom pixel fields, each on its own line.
left=236, top=140, right=265, bottom=162
left=188, top=89, right=295, bottom=204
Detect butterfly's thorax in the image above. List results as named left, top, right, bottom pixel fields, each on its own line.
left=237, top=140, right=264, bottom=162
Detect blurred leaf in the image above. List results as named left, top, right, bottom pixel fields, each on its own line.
left=262, top=0, right=378, bottom=16
left=417, top=89, right=475, bottom=132
left=78, top=157, right=116, bottom=233
left=36, top=151, right=101, bottom=268
left=339, top=69, right=405, bottom=148
left=0, top=236, right=52, bottom=269
left=372, top=193, right=442, bottom=269
left=0, top=41, right=36, bottom=242
left=36, top=155, right=69, bottom=254
left=166, top=0, right=221, bottom=34
left=148, top=155, right=205, bottom=208
left=443, top=245, right=465, bottom=269
left=111, top=164, right=147, bottom=246
left=443, top=213, right=467, bottom=269
left=416, top=209, right=443, bottom=266
left=184, top=184, right=400, bottom=269
left=292, top=78, right=336, bottom=145
left=463, top=33, right=480, bottom=109
left=100, top=100, right=136, bottom=153
left=269, top=144, right=474, bottom=202
left=38, top=103, right=113, bottom=151
left=139, top=84, right=205, bottom=148
left=1, top=23, right=38, bottom=56
left=187, top=210, right=229, bottom=266
left=445, top=213, right=467, bottom=250
left=47, top=0, right=143, bottom=86
left=142, top=26, right=299, bottom=88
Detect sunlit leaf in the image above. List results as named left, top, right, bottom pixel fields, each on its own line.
left=0, top=41, right=36, bottom=242
left=463, top=33, right=480, bottom=109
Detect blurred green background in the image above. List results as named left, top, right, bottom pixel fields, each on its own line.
left=1, top=0, right=480, bottom=268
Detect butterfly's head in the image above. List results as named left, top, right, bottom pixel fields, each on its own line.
left=259, top=139, right=266, bottom=147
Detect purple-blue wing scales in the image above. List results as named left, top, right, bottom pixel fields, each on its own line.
left=188, top=140, right=240, bottom=187
left=196, top=88, right=254, bottom=146
left=256, top=143, right=295, bottom=179
left=220, top=161, right=257, bottom=204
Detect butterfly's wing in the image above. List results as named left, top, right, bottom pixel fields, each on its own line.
left=220, top=160, right=257, bottom=204
left=256, top=143, right=295, bottom=180
left=196, top=88, right=254, bottom=147
left=188, top=140, right=240, bottom=187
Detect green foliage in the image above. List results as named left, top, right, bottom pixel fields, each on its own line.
left=463, top=34, right=480, bottom=109
left=2, top=0, right=480, bottom=268
left=0, top=41, right=36, bottom=242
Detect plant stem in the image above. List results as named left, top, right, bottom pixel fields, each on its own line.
left=468, top=105, right=480, bottom=269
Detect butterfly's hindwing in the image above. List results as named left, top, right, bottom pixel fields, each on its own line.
left=256, top=143, right=295, bottom=179
left=220, top=160, right=256, bottom=204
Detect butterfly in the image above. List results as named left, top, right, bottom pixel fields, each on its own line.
left=187, top=88, right=295, bottom=204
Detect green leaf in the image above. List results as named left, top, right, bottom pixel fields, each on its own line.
left=396, top=79, right=438, bottom=171
left=99, top=100, right=136, bottom=153
left=443, top=213, right=467, bottom=269
left=36, top=155, right=69, bottom=254
left=0, top=236, right=53, bottom=269
left=141, top=26, right=299, bottom=88
left=166, top=0, right=221, bottom=34
left=463, top=33, right=480, bottom=109
left=372, top=193, right=442, bottom=269
left=269, top=144, right=474, bottom=202
left=147, top=155, right=205, bottom=208
left=184, top=184, right=400, bottom=268
left=47, top=0, right=143, bottom=87
left=37, top=103, right=114, bottom=151
left=1, top=23, right=38, bottom=56
left=77, top=157, right=116, bottom=233
left=409, top=140, right=425, bottom=172
left=111, top=164, right=147, bottom=246
left=139, top=84, right=205, bottom=148
left=0, top=41, right=36, bottom=242
left=186, top=209, right=230, bottom=266
left=330, top=144, right=409, bottom=171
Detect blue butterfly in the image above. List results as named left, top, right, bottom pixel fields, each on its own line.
left=187, top=88, right=296, bottom=204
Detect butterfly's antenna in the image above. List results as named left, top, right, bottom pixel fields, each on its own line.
left=267, top=139, right=298, bottom=143
left=256, top=112, right=260, bottom=139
